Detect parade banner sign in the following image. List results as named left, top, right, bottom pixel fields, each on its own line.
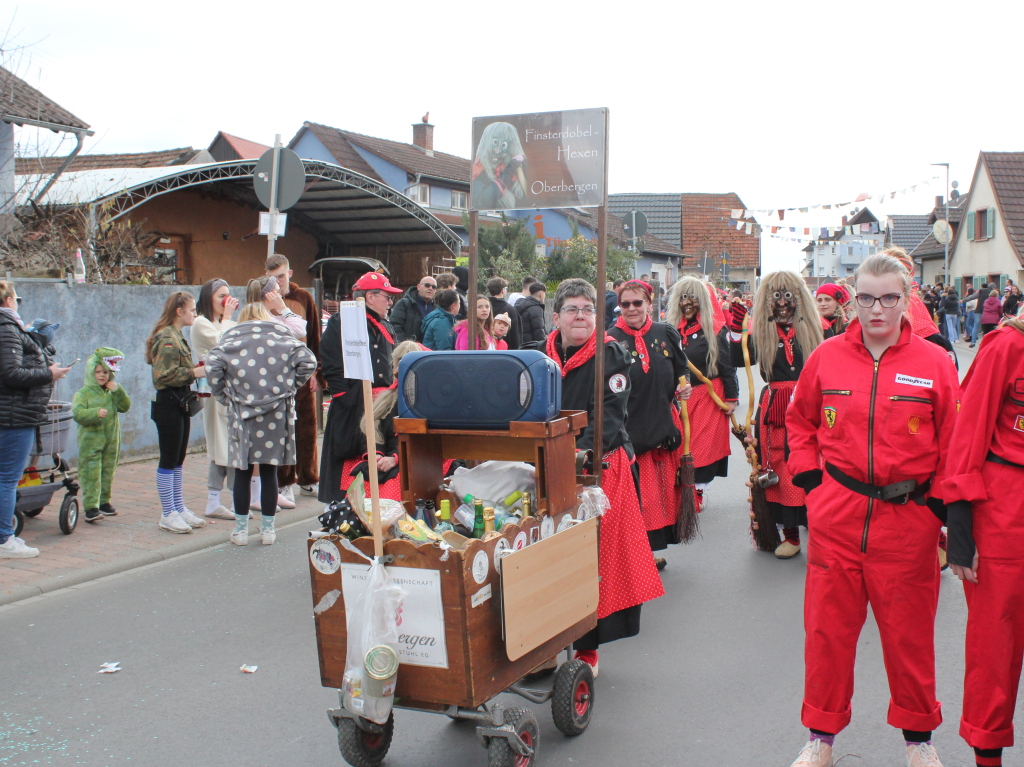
left=470, top=108, right=607, bottom=211
left=338, top=301, right=373, bottom=381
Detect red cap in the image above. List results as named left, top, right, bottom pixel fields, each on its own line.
left=353, top=271, right=402, bottom=293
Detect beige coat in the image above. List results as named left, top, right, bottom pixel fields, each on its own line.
left=192, top=315, right=236, bottom=466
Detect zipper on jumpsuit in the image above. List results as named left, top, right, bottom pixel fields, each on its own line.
left=862, top=351, right=887, bottom=553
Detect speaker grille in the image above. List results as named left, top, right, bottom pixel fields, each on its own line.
left=412, top=355, right=528, bottom=425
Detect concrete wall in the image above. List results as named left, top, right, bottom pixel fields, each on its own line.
left=15, top=282, right=247, bottom=464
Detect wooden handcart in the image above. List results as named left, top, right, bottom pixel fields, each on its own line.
left=307, top=411, right=600, bottom=767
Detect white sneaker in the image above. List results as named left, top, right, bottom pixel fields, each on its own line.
left=205, top=505, right=236, bottom=520
left=906, top=743, right=943, bottom=767
left=179, top=509, right=206, bottom=528
left=230, top=529, right=248, bottom=546
left=280, top=485, right=295, bottom=503
left=261, top=528, right=277, bottom=545
left=299, top=483, right=319, bottom=496
left=790, top=739, right=832, bottom=767
left=276, top=493, right=295, bottom=510
left=159, top=512, right=193, bottom=534
left=250, top=502, right=282, bottom=512
left=0, top=536, right=40, bottom=558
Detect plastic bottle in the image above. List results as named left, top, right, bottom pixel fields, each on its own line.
left=73, top=249, right=86, bottom=283
left=453, top=501, right=475, bottom=531
left=433, top=500, right=454, bottom=534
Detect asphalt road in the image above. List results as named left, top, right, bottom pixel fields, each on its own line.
left=1, top=336, right=1007, bottom=767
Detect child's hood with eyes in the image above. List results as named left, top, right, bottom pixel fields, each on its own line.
left=84, top=347, right=125, bottom=388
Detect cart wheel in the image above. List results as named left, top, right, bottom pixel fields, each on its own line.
left=13, top=510, right=25, bottom=537
left=487, top=707, right=539, bottom=767
left=337, top=713, right=393, bottom=767
left=58, top=495, right=79, bottom=535
left=23, top=508, right=44, bottom=518
left=551, top=659, right=595, bottom=736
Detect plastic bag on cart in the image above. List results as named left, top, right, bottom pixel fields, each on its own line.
left=448, top=461, right=536, bottom=506
left=577, top=486, right=610, bottom=521
left=341, top=543, right=407, bottom=725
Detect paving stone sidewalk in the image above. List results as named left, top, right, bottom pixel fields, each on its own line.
left=1, top=446, right=324, bottom=605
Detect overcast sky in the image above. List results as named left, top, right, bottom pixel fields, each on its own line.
left=7, top=0, right=1020, bottom=273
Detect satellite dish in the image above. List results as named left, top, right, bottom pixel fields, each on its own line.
left=933, top=220, right=953, bottom=245
left=950, top=189, right=960, bottom=201
left=951, top=180, right=959, bottom=189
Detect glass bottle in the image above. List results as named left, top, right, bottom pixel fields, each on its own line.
left=521, top=492, right=532, bottom=519
left=472, top=499, right=485, bottom=539
left=423, top=500, right=437, bottom=528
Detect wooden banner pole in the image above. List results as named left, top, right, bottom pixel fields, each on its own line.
left=356, top=297, right=384, bottom=559
left=592, top=110, right=610, bottom=484
left=468, top=210, right=479, bottom=351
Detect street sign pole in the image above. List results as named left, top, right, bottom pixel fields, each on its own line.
left=267, top=134, right=282, bottom=259
left=593, top=112, right=610, bottom=484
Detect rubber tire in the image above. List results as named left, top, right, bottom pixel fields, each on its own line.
left=337, top=713, right=393, bottom=767
left=22, top=508, right=44, bottom=517
left=551, top=659, right=595, bottom=736
left=58, top=495, right=78, bottom=535
left=13, top=510, right=24, bottom=537
left=487, top=707, right=539, bottom=767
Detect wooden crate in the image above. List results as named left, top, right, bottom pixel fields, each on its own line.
left=308, top=515, right=598, bottom=710
left=394, top=410, right=588, bottom=517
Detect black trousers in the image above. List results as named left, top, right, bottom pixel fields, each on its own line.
left=233, top=464, right=279, bottom=517
left=151, top=390, right=190, bottom=470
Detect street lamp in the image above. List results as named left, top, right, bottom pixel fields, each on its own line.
left=932, top=163, right=950, bottom=286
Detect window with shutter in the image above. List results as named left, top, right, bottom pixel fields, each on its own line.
left=967, top=211, right=976, bottom=240
left=1000, top=274, right=1008, bottom=290
left=988, top=208, right=996, bottom=240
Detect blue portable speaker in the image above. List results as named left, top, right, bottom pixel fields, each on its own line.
left=398, top=350, right=561, bottom=429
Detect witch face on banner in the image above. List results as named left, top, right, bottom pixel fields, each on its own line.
left=471, top=122, right=527, bottom=210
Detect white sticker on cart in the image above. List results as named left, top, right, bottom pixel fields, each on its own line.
left=541, top=515, right=555, bottom=539
left=471, top=583, right=492, bottom=608
left=557, top=514, right=574, bottom=532
left=310, top=539, right=341, bottom=574
left=341, top=564, right=448, bottom=669
left=513, top=531, right=528, bottom=551
left=472, top=550, right=489, bottom=584
left=493, top=538, right=510, bottom=573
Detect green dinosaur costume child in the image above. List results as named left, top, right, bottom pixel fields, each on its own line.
left=72, top=348, right=131, bottom=520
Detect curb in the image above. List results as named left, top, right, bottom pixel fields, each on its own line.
left=0, top=507, right=321, bottom=608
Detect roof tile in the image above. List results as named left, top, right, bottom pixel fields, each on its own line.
left=679, top=193, right=760, bottom=269
left=0, top=65, right=89, bottom=132
left=981, top=152, right=1024, bottom=265
left=16, top=147, right=200, bottom=175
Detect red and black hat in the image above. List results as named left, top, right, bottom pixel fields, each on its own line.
left=353, top=272, right=403, bottom=294
left=816, top=283, right=850, bottom=304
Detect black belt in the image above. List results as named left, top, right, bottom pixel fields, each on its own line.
left=825, top=463, right=930, bottom=505
left=987, top=450, right=1024, bottom=470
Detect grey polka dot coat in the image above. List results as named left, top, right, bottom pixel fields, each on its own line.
left=206, top=320, right=317, bottom=469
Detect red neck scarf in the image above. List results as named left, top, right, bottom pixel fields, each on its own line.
left=678, top=317, right=703, bottom=348
left=614, top=315, right=653, bottom=373
left=367, top=314, right=394, bottom=345
left=776, top=324, right=796, bottom=366
left=546, top=329, right=612, bottom=377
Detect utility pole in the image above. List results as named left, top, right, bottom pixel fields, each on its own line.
left=932, top=162, right=950, bottom=286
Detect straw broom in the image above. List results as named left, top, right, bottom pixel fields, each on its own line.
left=742, top=318, right=780, bottom=552
left=673, top=375, right=700, bottom=544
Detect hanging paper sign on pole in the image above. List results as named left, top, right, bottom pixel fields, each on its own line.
left=339, top=301, right=374, bottom=381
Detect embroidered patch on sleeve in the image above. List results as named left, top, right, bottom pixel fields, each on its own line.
left=1015, top=415, right=1024, bottom=433
left=824, top=406, right=836, bottom=429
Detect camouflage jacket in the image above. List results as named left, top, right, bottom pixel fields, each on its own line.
left=149, top=326, right=195, bottom=390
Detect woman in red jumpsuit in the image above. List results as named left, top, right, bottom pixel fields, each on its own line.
left=784, top=253, right=959, bottom=767
left=608, top=280, right=692, bottom=568
left=942, top=316, right=1024, bottom=767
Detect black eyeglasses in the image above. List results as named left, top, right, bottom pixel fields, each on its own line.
left=855, top=292, right=904, bottom=308
left=16, top=297, right=22, bottom=305
left=619, top=299, right=645, bottom=309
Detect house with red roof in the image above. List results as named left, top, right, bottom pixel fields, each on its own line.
left=948, top=151, right=1024, bottom=293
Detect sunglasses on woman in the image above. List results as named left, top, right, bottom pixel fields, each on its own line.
left=619, top=299, right=645, bottom=309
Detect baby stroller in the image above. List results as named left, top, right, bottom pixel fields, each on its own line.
left=13, top=320, right=80, bottom=536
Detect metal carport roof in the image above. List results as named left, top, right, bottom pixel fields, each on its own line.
left=19, top=159, right=462, bottom=256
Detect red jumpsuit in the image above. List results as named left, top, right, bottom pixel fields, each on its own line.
left=939, top=324, right=1024, bottom=750
left=787, top=318, right=959, bottom=734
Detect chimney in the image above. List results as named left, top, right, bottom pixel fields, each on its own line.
left=412, top=119, right=434, bottom=152
left=935, top=195, right=944, bottom=208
